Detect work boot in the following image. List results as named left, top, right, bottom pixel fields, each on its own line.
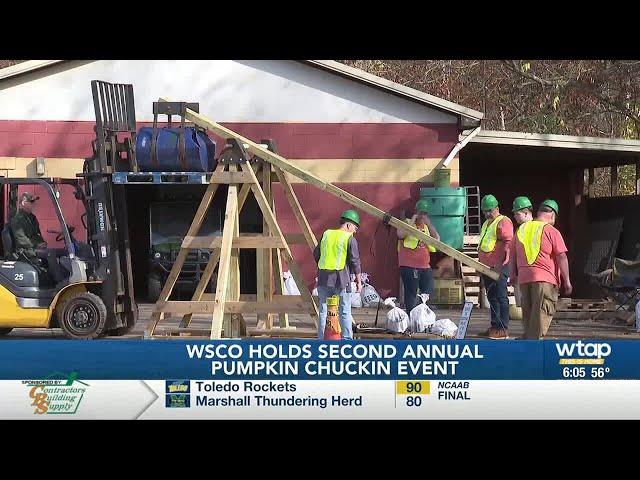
left=480, top=327, right=496, bottom=338
left=488, top=328, right=509, bottom=340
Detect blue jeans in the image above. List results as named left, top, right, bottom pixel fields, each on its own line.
left=399, top=267, right=434, bottom=313
left=482, top=266, right=509, bottom=329
left=316, top=285, right=353, bottom=340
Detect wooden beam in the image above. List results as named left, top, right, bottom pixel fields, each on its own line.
left=257, top=162, right=273, bottom=329
left=182, top=235, right=285, bottom=249
left=284, top=233, right=308, bottom=245
left=155, top=297, right=316, bottom=314
left=159, top=98, right=499, bottom=281
left=273, top=165, right=317, bottom=251
left=209, top=181, right=238, bottom=339
left=144, top=163, right=227, bottom=337
left=199, top=293, right=257, bottom=301
left=248, top=328, right=318, bottom=339
left=209, top=171, right=253, bottom=184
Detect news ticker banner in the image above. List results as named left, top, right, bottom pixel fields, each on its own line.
left=0, top=339, right=638, bottom=419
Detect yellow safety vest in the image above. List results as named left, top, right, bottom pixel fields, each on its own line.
left=478, top=215, right=506, bottom=253
left=318, top=229, right=353, bottom=271
left=399, top=220, right=436, bottom=253
left=516, top=220, right=547, bottom=265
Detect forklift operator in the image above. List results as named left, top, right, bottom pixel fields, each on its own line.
left=10, top=192, right=66, bottom=283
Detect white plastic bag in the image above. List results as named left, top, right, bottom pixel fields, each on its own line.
left=349, top=272, right=380, bottom=308
left=432, top=318, right=458, bottom=338
left=350, top=282, right=362, bottom=308
left=361, top=284, right=381, bottom=308
left=283, top=271, right=300, bottom=296
left=312, top=277, right=318, bottom=297
left=408, top=294, right=436, bottom=333
left=384, top=297, right=409, bottom=333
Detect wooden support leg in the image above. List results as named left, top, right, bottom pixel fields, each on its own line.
left=210, top=179, right=238, bottom=339
left=224, top=164, right=244, bottom=338
left=273, top=165, right=318, bottom=251
left=145, top=163, right=226, bottom=337
left=257, top=162, right=273, bottom=329
left=269, top=164, right=281, bottom=328
left=179, top=171, right=256, bottom=328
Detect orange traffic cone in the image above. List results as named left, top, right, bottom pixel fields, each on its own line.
left=323, top=295, right=342, bottom=340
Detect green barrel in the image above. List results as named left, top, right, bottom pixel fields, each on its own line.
left=433, top=168, right=451, bottom=188
left=419, top=187, right=467, bottom=250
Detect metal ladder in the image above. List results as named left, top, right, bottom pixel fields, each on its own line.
left=464, top=185, right=482, bottom=236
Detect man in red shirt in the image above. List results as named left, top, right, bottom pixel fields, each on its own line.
left=477, top=194, right=513, bottom=339
left=510, top=199, right=572, bottom=339
left=397, top=199, right=440, bottom=313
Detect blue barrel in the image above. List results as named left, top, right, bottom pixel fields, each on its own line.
left=136, top=127, right=216, bottom=172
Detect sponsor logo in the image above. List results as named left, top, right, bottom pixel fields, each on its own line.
left=23, top=372, right=89, bottom=415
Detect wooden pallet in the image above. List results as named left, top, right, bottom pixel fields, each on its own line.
left=461, top=238, right=515, bottom=307
left=557, top=298, right=616, bottom=312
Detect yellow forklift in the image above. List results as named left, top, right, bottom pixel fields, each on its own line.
left=0, top=80, right=139, bottom=338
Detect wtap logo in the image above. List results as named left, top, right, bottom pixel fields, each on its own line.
left=555, top=341, right=612, bottom=365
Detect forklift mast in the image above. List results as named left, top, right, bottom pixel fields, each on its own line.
left=78, top=80, right=138, bottom=330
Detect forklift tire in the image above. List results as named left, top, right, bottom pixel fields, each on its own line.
left=59, top=292, right=107, bottom=339
left=0, top=328, right=13, bottom=336
left=148, top=273, right=163, bottom=303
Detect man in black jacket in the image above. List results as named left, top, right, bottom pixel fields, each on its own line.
left=10, top=192, right=65, bottom=283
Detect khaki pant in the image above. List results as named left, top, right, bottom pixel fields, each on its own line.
left=520, top=282, right=559, bottom=339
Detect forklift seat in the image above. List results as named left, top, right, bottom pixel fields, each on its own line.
left=1, top=224, right=15, bottom=257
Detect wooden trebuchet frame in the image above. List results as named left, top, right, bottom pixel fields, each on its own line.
left=143, top=142, right=319, bottom=339
left=157, top=97, right=500, bottom=281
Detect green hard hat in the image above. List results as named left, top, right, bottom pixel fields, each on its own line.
left=415, top=199, right=429, bottom=213
left=540, top=199, right=559, bottom=215
left=481, top=194, right=499, bottom=211
left=512, top=196, right=533, bottom=212
left=340, top=209, right=360, bottom=226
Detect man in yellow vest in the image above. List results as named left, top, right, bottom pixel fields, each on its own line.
left=512, top=196, right=533, bottom=226
left=510, top=196, right=533, bottom=315
left=397, top=199, right=439, bottom=313
left=478, top=194, right=513, bottom=339
left=510, top=199, right=572, bottom=339
left=313, top=209, right=362, bottom=340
